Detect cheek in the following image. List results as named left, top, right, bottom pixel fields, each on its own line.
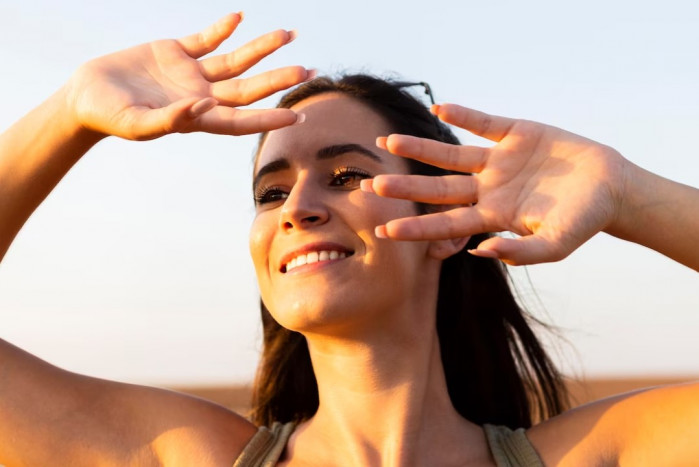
left=351, top=192, right=426, bottom=267
left=249, top=215, right=274, bottom=280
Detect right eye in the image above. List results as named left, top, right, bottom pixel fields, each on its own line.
left=254, top=186, right=288, bottom=205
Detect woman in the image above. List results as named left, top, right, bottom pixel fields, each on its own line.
left=1, top=13, right=697, bottom=466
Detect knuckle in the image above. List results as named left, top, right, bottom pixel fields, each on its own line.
left=266, top=71, right=278, bottom=90
left=415, top=137, right=426, bottom=156
left=479, top=114, right=494, bottom=135
left=437, top=177, right=449, bottom=202
left=415, top=219, right=428, bottom=239
left=445, top=214, right=459, bottom=238
left=231, top=81, right=251, bottom=105
left=225, top=52, right=239, bottom=72
left=447, top=144, right=460, bottom=168
left=475, top=147, right=488, bottom=170
left=463, top=176, right=476, bottom=199
left=197, top=32, right=212, bottom=51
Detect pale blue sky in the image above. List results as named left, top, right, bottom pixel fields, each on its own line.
left=0, top=0, right=697, bottom=385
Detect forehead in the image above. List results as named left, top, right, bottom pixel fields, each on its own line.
left=256, top=93, right=394, bottom=171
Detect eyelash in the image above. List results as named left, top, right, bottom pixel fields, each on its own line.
left=254, top=166, right=372, bottom=205
left=254, top=184, right=288, bottom=205
left=329, top=166, right=372, bottom=187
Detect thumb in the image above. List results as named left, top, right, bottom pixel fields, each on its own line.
left=121, top=97, right=217, bottom=140
left=468, top=234, right=572, bottom=266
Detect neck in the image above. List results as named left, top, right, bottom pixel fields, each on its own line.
left=286, top=264, right=491, bottom=466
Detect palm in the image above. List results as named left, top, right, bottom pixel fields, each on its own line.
left=76, top=41, right=208, bottom=131
left=481, top=123, right=614, bottom=241
left=104, top=42, right=209, bottom=103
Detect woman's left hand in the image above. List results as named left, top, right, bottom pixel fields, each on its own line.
left=361, top=103, right=630, bottom=266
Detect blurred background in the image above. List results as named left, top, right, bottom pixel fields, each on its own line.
left=0, top=0, right=697, bottom=403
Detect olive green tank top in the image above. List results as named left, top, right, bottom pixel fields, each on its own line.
left=232, top=422, right=543, bottom=466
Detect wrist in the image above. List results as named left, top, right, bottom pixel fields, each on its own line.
left=58, top=74, right=107, bottom=147
left=604, top=156, right=675, bottom=245
left=603, top=152, right=643, bottom=240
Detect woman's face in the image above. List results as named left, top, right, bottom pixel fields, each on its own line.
left=249, top=94, right=437, bottom=334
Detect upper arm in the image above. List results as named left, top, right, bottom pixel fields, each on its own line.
left=0, top=339, right=257, bottom=466
left=527, top=381, right=699, bottom=466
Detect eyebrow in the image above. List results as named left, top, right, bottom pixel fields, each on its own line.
left=317, top=143, right=382, bottom=162
left=253, top=143, right=383, bottom=192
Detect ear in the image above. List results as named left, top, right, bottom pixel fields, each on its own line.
left=427, top=236, right=471, bottom=260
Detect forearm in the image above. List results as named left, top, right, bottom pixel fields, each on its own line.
left=607, top=161, right=699, bottom=271
left=0, top=86, right=104, bottom=262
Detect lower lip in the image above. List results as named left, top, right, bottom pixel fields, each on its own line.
left=283, top=256, right=351, bottom=275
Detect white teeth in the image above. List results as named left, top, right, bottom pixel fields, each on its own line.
left=284, top=250, right=349, bottom=272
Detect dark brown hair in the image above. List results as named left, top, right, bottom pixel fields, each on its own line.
left=250, top=74, right=568, bottom=429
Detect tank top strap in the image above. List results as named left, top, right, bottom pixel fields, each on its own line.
left=232, top=421, right=296, bottom=467
left=483, top=423, right=544, bottom=467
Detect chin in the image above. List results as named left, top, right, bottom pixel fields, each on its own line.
left=264, top=293, right=378, bottom=337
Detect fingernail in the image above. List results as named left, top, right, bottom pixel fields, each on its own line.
left=360, top=179, right=375, bottom=193
left=237, top=11, right=245, bottom=22
left=189, top=98, right=218, bottom=118
left=286, top=29, right=298, bottom=43
left=430, top=104, right=441, bottom=115
left=468, top=249, right=499, bottom=258
left=292, top=113, right=306, bottom=125
left=375, top=225, right=388, bottom=239
left=305, top=69, right=317, bottom=81
left=376, top=136, right=387, bottom=149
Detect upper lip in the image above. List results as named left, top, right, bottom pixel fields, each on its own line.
left=278, top=241, right=355, bottom=273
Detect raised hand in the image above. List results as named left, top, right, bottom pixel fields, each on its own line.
left=64, top=13, right=312, bottom=140
left=362, top=104, right=630, bottom=266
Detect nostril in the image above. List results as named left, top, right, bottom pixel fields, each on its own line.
left=280, top=212, right=327, bottom=231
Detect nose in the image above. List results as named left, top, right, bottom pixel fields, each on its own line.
left=279, top=177, right=329, bottom=232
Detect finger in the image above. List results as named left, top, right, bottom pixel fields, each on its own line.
left=432, top=103, right=517, bottom=143
left=378, top=207, right=490, bottom=241
left=469, top=234, right=573, bottom=266
left=187, top=106, right=302, bottom=135
left=211, top=66, right=313, bottom=106
left=178, top=12, right=242, bottom=59
left=378, top=134, right=487, bottom=173
left=199, top=29, right=296, bottom=81
left=369, top=174, right=478, bottom=205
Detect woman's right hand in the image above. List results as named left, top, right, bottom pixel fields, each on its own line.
left=64, top=12, right=312, bottom=141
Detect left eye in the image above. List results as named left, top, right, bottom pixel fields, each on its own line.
left=330, top=167, right=371, bottom=188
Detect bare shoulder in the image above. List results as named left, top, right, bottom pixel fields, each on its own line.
left=98, top=377, right=259, bottom=465
left=0, top=341, right=257, bottom=466
left=526, top=380, right=699, bottom=466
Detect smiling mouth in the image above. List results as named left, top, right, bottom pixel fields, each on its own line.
left=282, top=249, right=355, bottom=273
